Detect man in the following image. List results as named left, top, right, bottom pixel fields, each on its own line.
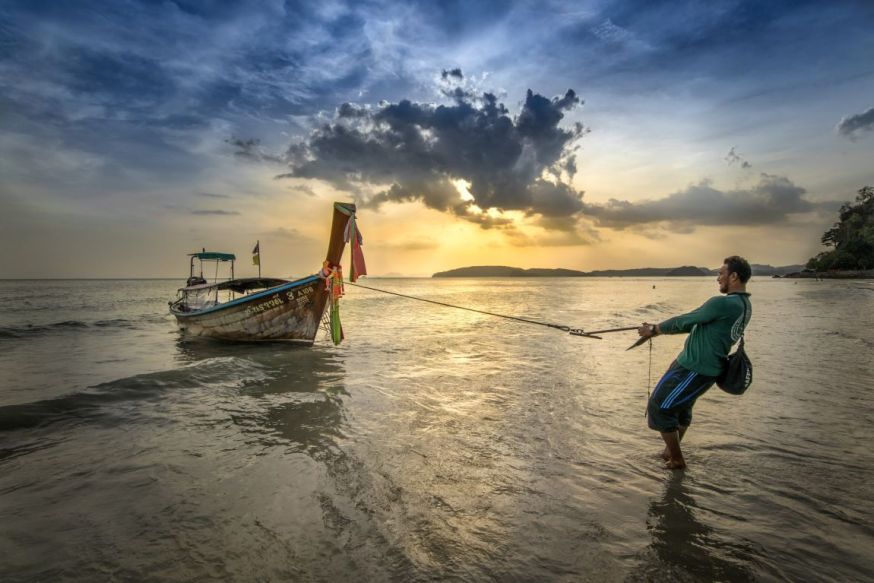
left=638, top=256, right=752, bottom=470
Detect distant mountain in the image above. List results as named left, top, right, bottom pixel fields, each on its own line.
left=432, top=266, right=585, bottom=277
left=432, top=264, right=807, bottom=278
left=750, top=264, right=806, bottom=276
left=432, top=265, right=711, bottom=277
left=582, top=266, right=710, bottom=277
left=669, top=266, right=711, bottom=276
left=523, top=267, right=591, bottom=277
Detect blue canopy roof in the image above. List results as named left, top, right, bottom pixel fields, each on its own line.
left=189, top=252, right=236, bottom=261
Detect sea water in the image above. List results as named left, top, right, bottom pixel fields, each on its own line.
left=1, top=277, right=873, bottom=581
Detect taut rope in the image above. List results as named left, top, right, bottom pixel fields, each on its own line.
left=646, top=338, right=653, bottom=417
left=345, top=281, right=639, bottom=340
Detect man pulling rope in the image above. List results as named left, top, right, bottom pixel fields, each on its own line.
left=636, top=255, right=753, bottom=470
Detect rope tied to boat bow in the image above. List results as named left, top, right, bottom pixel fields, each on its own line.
left=321, top=261, right=345, bottom=345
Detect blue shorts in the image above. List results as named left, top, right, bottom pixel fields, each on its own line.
left=647, top=361, right=717, bottom=433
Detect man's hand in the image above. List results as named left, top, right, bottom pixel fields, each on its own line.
left=638, top=322, right=659, bottom=338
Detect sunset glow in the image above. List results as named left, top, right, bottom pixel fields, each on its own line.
left=1, top=1, right=872, bottom=277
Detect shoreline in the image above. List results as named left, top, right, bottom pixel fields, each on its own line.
left=781, top=270, right=874, bottom=279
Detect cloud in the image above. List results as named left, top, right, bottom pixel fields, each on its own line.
left=226, top=137, right=283, bottom=163
left=276, top=86, right=588, bottom=230
left=441, top=68, right=463, bottom=80
left=373, top=238, right=439, bottom=251
left=590, top=18, right=652, bottom=53
left=197, top=191, right=230, bottom=198
left=836, top=106, right=874, bottom=140
left=291, top=184, right=319, bottom=196
left=266, top=227, right=314, bottom=243
left=505, top=226, right=600, bottom=247
left=725, top=146, right=752, bottom=169
left=585, top=174, right=825, bottom=231
left=190, top=209, right=240, bottom=215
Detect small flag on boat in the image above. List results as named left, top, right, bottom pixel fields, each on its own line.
left=252, top=241, right=260, bottom=266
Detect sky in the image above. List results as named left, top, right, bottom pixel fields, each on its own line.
left=1, top=0, right=873, bottom=278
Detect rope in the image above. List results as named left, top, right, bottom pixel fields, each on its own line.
left=645, top=338, right=652, bottom=417
left=345, top=281, right=641, bottom=340
left=345, top=279, right=654, bottom=411
left=346, top=281, right=576, bottom=332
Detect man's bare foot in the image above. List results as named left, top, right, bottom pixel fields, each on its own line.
left=661, top=448, right=670, bottom=461
left=664, top=458, right=686, bottom=470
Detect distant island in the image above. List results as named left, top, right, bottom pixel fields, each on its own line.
left=433, top=185, right=872, bottom=280
left=432, top=264, right=805, bottom=278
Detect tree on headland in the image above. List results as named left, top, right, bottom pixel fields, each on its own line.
left=807, top=186, right=874, bottom=271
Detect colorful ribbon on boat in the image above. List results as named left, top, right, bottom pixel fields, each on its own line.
left=343, top=215, right=367, bottom=282
left=320, top=261, right=345, bottom=345
left=318, top=210, right=365, bottom=345
left=321, top=261, right=345, bottom=300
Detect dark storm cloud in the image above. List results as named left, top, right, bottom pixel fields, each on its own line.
left=586, top=174, right=824, bottom=230
left=437, top=69, right=479, bottom=103
left=337, top=103, right=371, bottom=118
left=3, top=0, right=870, bottom=236
left=836, top=106, right=874, bottom=139
left=278, top=88, right=587, bottom=229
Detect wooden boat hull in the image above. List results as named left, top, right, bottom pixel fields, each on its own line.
left=170, top=201, right=355, bottom=343
left=171, top=275, right=328, bottom=343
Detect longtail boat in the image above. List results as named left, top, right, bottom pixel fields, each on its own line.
left=169, top=202, right=364, bottom=343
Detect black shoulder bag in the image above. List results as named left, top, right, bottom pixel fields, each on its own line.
left=717, top=297, right=752, bottom=395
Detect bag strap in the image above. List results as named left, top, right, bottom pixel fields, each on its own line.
left=737, top=295, right=747, bottom=347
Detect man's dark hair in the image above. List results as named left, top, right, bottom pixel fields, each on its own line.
left=723, top=255, right=752, bottom=283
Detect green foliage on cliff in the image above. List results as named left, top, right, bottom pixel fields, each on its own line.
left=807, top=186, right=874, bottom=271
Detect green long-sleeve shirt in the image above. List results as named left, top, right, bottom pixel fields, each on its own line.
left=658, top=292, right=751, bottom=377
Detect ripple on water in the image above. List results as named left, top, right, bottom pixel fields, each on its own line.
left=1, top=278, right=873, bottom=580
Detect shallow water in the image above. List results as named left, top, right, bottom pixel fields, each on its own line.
left=1, top=277, right=873, bottom=581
